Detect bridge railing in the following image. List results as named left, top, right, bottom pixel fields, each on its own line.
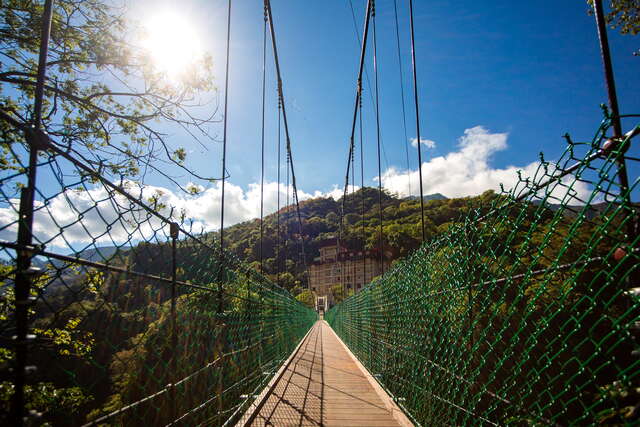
left=326, top=115, right=640, bottom=426
left=0, top=127, right=317, bottom=425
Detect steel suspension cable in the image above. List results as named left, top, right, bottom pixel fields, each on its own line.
left=259, top=5, right=267, bottom=273
left=341, top=0, right=372, bottom=231
left=343, top=0, right=372, bottom=202
left=219, top=0, right=232, bottom=251
left=393, top=0, right=412, bottom=196
left=593, top=0, right=633, bottom=239
left=276, top=95, right=282, bottom=286
left=340, top=0, right=372, bottom=299
left=351, top=132, right=356, bottom=197
left=372, top=0, right=385, bottom=274
left=347, top=0, right=377, bottom=124
left=285, top=121, right=289, bottom=276
left=13, top=0, right=54, bottom=423
left=408, top=0, right=426, bottom=242
left=359, top=93, right=366, bottom=288
left=347, top=0, right=391, bottom=176
left=265, top=0, right=310, bottom=287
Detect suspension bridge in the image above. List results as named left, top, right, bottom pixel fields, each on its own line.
left=1, top=0, right=639, bottom=426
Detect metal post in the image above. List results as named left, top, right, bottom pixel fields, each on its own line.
left=216, top=257, right=227, bottom=423
left=169, top=222, right=179, bottom=424
left=468, top=284, right=474, bottom=349
left=13, top=1, right=54, bottom=425
left=593, top=1, right=637, bottom=281
left=216, top=323, right=227, bottom=424
left=593, top=1, right=633, bottom=222
left=593, top=3, right=639, bottom=376
left=593, top=0, right=622, bottom=137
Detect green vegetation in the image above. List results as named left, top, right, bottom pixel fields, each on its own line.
left=588, top=0, right=640, bottom=35
left=0, top=264, right=97, bottom=421
left=328, top=198, right=639, bottom=424
left=326, top=121, right=640, bottom=425
left=0, top=241, right=317, bottom=425
left=219, top=188, right=500, bottom=293
left=587, top=0, right=640, bottom=55
left=0, top=0, right=215, bottom=188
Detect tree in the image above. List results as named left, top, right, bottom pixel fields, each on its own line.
left=588, top=0, right=640, bottom=55
left=278, top=271, right=296, bottom=290
left=0, top=264, right=98, bottom=422
left=330, top=284, right=346, bottom=304
left=290, top=283, right=304, bottom=297
left=295, top=289, right=314, bottom=308
left=1, top=0, right=217, bottom=190
left=594, top=0, right=640, bottom=35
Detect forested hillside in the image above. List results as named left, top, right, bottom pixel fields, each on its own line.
left=217, top=187, right=497, bottom=290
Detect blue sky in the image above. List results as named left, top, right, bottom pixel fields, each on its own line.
left=145, top=0, right=638, bottom=197
left=4, top=0, right=639, bottom=249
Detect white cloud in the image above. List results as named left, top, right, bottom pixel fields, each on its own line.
left=0, top=179, right=355, bottom=248
left=0, top=126, right=591, bottom=249
left=410, top=137, right=436, bottom=149
left=313, top=184, right=360, bottom=201
left=381, top=126, right=591, bottom=201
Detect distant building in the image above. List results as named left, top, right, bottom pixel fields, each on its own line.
left=309, top=238, right=390, bottom=307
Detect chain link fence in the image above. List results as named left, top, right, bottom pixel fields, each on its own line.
left=0, top=123, right=317, bottom=425
left=326, top=115, right=640, bottom=426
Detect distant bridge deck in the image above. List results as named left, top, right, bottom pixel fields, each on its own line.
left=237, top=321, right=412, bottom=427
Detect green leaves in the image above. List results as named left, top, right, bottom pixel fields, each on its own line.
left=1, top=0, right=217, bottom=190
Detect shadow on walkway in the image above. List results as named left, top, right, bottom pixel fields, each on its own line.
left=240, top=321, right=404, bottom=427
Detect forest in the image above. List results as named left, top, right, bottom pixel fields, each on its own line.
left=219, top=188, right=460, bottom=290
left=0, top=188, right=539, bottom=423
left=1, top=185, right=631, bottom=425
left=216, top=187, right=606, bottom=304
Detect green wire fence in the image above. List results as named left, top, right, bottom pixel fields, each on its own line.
left=0, top=127, right=317, bottom=425
left=327, top=115, right=640, bottom=426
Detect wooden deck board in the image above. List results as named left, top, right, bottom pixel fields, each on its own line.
left=237, top=321, right=411, bottom=427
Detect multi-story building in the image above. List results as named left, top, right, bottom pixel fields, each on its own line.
left=309, top=238, right=390, bottom=307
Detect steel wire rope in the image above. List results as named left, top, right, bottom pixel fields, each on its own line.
left=259, top=5, right=267, bottom=273
left=285, top=107, right=290, bottom=282
left=372, top=0, right=385, bottom=273
left=392, top=0, right=412, bottom=197
left=408, top=0, right=426, bottom=241
left=215, top=3, right=233, bottom=415
left=0, top=110, right=296, bottom=293
left=0, top=4, right=319, bottom=420
left=348, top=0, right=376, bottom=114
left=347, top=0, right=391, bottom=172
left=265, top=0, right=311, bottom=289
left=219, top=0, right=232, bottom=251
left=276, top=91, right=282, bottom=286
left=340, top=0, right=372, bottom=300
left=359, top=95, right=366, bottom=290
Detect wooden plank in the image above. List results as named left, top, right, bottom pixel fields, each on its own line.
left=236, top=320, right=413, bottom=427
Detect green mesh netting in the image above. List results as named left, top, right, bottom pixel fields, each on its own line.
left=0, top=135, right=317, bottom=426
left=327, top=116, right=640, bottom=426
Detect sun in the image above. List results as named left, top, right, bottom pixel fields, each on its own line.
left=142, top=11, right=203, bottom=81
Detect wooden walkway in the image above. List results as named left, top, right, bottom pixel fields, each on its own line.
left=237, top=321, right=411, bottom=427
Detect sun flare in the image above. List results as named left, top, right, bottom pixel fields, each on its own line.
left=142, top=11, right=203, bottom=81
